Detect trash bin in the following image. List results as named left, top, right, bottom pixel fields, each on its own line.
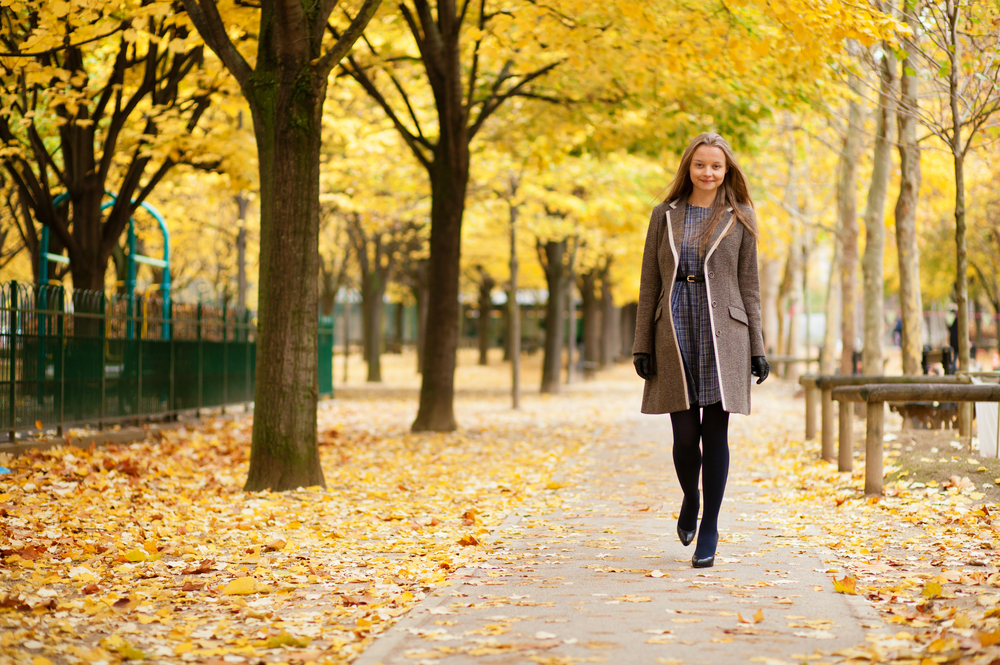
left=973, top=375, right=1000, bottom=458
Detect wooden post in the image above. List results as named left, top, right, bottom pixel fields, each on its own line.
left=958, top=402, right=972, bottom=437
left=865, top=400, right=885, bottom=495
left=821, top=387, right=835, bottom=461
left=838, top=401, right=853, bottom=472
left=805, top=385, right=817, bottom=439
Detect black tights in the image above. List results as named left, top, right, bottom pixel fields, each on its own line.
left=670, top=401, right=730, bottom=558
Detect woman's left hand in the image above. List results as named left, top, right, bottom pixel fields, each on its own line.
left=751, top=356, right=769, bottom=384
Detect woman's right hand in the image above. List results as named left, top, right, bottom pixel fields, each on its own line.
left=633, top=353, right=654, bottom=380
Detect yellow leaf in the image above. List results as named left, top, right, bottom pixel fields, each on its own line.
left=753, top=609, right=764, bottom=623
left=833, top=576, right=857, bottom=595
left=921, top=581, right=942, bottom=599
left=173, top=643, right=194, bottom=655
left=222, top=577, right=258, bottom=595
left=34, top=420, right=43, bottom=430
left=265, top=631, right=311, bottom=648
left=124, top=549, right=147, bottom=563
left=33, top=658, right=54, bottom=665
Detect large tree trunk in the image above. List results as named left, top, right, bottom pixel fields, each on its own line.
left=578, top=269, right=600, bottom=378
left=895, top=13, right=924, bottom=375
left=412, top=144, right=470, bottom=431
left=477, top=270, right=495, bottom=366
left=565, top=257, right=576, bottom=385
left=244, top=74, right=326, bottom=492
left=838, top=98, right=864, bottom=374
left=600, top=269, right=616, bottom=368
left=540, top=240, right=567, bottom=393
left=862, top=51, right=895, bottom=376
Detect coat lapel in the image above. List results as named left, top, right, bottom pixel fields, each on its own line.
left=704, top=205, right=735, bottom=260
left=669, top=199, right=686, bottom=248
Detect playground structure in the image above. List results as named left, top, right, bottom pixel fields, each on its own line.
left=42, top=192, right=171, bottom=339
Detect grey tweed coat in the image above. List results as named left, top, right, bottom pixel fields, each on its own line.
left=633, top=198, right=765, bottom=416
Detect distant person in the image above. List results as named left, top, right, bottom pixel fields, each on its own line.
left=631, top=133, right=768, bottom=569
left=893, top=317, right=902, bottom=347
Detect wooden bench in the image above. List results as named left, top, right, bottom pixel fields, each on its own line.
left=832, top=383, right=1000, bottom=495
left=808, top=375, right=969, bottom=467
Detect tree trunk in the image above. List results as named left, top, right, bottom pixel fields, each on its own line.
left=244, top=73, right=326, bottom=492
left=360, top=278, right=386, bottom=383
left=784, top=242, right=804, bottom=381
left=759, top=255, right=781, bottom=356
left=320, top=264, right=336, bottom=317
left=414, top=271, right=430, bottom=374
left=600, top=270, right=616, bottom=368
left=540, top=240, right=567, bottom=394
left=477, top=271, right=495, bottom=366
left=579, top=269, right=600, bottom=378
left=236, top=193, right=249, bottom=312
left=895, top=13, right=924, bottom=375
left=838, top=98, right=864, bottom=374
left=620, top=303, right=637, bottom=360
left=862, top=51, right=895, bottom=376
left=509, top=204, right=520, bottom=409
left=565, top=259, right=576, bottom=385
left=821, top=236, right=842, bottom=375
left=411, top=135, right=471, bottom=430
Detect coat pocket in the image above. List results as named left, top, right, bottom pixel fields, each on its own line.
left=655, top=303, right=663, bottom=322
left=729, top=305, right=748, bottom=325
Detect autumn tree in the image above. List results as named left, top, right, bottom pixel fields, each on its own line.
left=180, top=0, right=382, bottom=491
left=0, top=0, right=227, bottom=291
left=338, top=0, right=899, bottom=430
left=897, top=0, right=1000, bottom=375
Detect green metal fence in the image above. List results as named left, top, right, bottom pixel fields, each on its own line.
left=0, top=281, right=334, bottom=442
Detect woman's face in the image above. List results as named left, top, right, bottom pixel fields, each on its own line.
left=689, top=145, right=728, bottom=198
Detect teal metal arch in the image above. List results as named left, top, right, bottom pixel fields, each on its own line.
left=43, top=192, right=171, bottom=339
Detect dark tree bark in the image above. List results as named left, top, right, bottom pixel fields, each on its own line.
left=475, top=267, right=495, bottom=366
left=620, top=303, right=637, bottom=359
left=599, top=266, right=616, bottom=369
left=181, top=0, right=382, bottom=491
left=578, top=268, right=600, bottom=379
left=538, top=240, right=568, bottom=394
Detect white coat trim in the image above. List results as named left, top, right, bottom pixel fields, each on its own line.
left=703, top=215, right=736, bottom=412
left=665, top=208, right=689, bottom=410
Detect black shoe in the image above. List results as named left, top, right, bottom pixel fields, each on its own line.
left=677, top=496, right=698, bottom=547
left=691, top=553, right=715, bottom=568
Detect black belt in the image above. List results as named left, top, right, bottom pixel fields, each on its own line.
left=676, top=271, right=704, bottom=283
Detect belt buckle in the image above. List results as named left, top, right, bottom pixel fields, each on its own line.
left=686, top=275, right=695, bottom=283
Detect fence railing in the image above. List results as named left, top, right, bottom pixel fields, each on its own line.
left=0, top=281, right=334, bottom=442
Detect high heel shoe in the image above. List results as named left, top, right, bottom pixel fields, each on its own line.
left=676, top=496, right=697, bottom=546
left=691, top=553, right=715, bottom=568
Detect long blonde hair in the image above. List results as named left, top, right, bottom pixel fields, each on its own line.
left=663, top=133, right=757, bottom=252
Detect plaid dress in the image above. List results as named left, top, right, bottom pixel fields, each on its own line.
left=670, top=204, right=722, bottom=406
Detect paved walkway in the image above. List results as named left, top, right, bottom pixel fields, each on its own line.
left=355, top=396, right=885, bottom=664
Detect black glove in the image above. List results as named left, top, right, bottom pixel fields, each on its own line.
left=633, top=353, right=654, bottom=380
left=751, top=356, right=769, bottom=384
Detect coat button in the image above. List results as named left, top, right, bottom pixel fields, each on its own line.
left=712, top=301, right=717, bottom=307
left=716, top=330, right=721, bottom=337
left=709, top=271, right=715, bottom=278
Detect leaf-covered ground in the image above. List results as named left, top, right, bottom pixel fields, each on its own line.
left=1, top=351, right=999, bottom=664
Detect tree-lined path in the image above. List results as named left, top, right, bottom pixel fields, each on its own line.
left=354, top=373, right=884, bottom=665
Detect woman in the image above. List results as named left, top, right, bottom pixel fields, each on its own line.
left=632, top=133, right=769, bottom=569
